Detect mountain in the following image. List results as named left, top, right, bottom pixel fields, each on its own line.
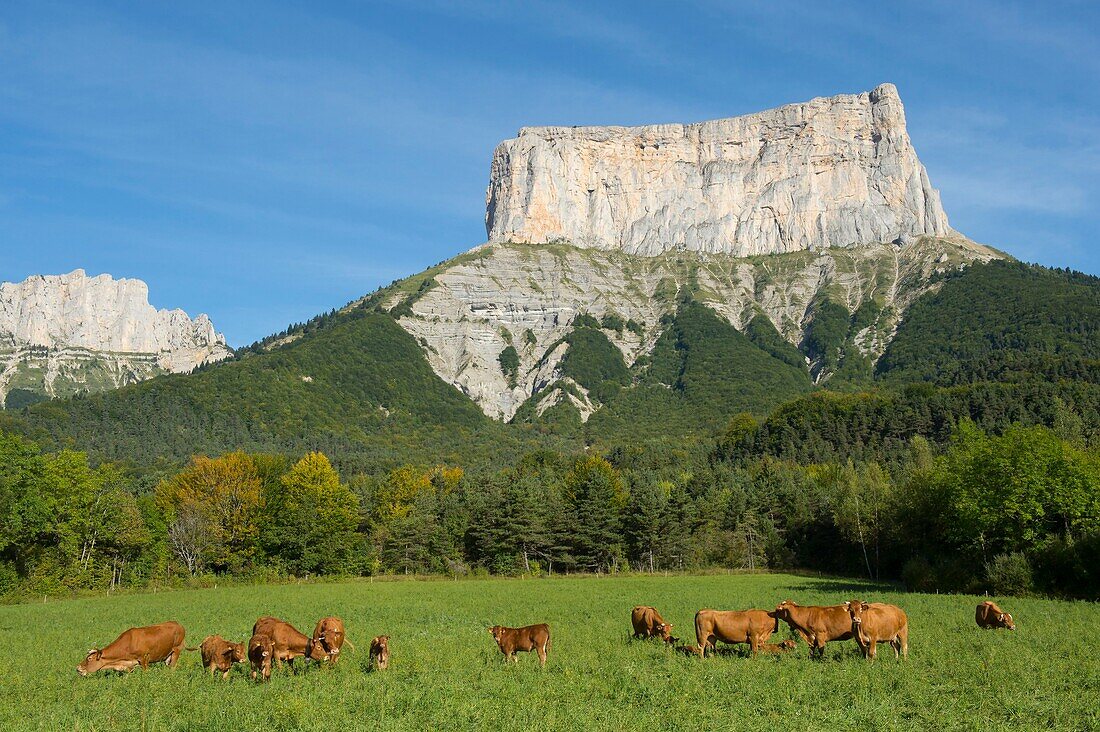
left=0, top=270, right=230, bottom=408
left=10, top=83, right=1098, bottom=465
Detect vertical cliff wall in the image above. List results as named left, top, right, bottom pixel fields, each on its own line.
left=486, top=83, right=950, bottom=256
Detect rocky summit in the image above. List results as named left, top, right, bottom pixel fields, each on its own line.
left=0, top=269, right=230, bottom=407
left=486, top=83, right=951, bottom=257
left=379, top=84, right=997, bottom=422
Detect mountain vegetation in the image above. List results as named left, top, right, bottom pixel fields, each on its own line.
left=1, top=257, right=1098, bottom=602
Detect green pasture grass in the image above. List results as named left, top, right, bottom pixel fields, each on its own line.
left=0, top=573, right=1095, bottom=731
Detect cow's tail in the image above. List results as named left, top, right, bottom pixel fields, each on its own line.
left=184, top=646, right=200, bottom=652
left=343, top=637, right=356, bottom=652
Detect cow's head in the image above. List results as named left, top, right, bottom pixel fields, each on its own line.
left=999, top=612, right=1016, bottom=631
left=77, top=649, right=103, bottom=676
left=488, top=626, right=503, bottom=642
left=371, top=634, right=390, bottom=651
left=657, top=622, right=674, bottom=641
left=308, top=635, right=331, bottom=662
left=778, top=639, right=797, bottom=650
left=844, top=600, right=870, bottom=627
left=227, top=642, right=247, bottom=664
left=773, top=600, right=797, bottom=623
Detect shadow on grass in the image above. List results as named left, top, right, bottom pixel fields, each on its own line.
left=775, top=578, right=897, bottom=596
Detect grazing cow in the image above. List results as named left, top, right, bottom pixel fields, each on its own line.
left=631, top=606, right=675, bottom=643
left=975, top=601, right=1016, bottom=630
left=488, top=624, right=551, bottom=667
left=77, top=621, right=186, bottom=676
left=369, top=635, right=390, bottom=671
left=845, top=600, right=908, bottom=662
left=772, top=600, right=854, bottom=658
left=693, top=609, right=779, bottom=658
left=197, top=635, right=246, bottom=679
left=248, top=633, right=275, bottom=682
left=252, top=616, right=312, bottom=668
left=760, top=639, right=797, bottom=654
left=311, top=616, right=350, bottom=664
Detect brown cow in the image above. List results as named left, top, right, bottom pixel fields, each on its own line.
left=310, top=616, right=351, bottom=664
left=760, top=639, right=797, bottom=654
left=631, top=606, right=675, bottom=643
left=693, top=608, right=779, bottom=658
left=197, top=635, right=246, bottom=679
left=773, top=600, right=854, bottom=658
left=77, top=621, right=186, bottom=676
left=845, top=600, right=908, bottom=662
left=252, top=616, right=312, bottom=668
left=248, top=632, right=275, bottom=682
left=488, top=624, right=551, bottom=667
left=975, top=601, right=1016, bottom=630
left=677, top=644, right=704, bottom=657
left=369, top=635, right=390, bottom=671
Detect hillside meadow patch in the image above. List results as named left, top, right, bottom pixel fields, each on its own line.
left=0, top=573, right=1094, bottom=731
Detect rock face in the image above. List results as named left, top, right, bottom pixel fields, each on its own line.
left=0, top=270, right=230, bottom=407
left=486, top=83, right=950, bottom=256
left=387, top=237, right=998, bottom=420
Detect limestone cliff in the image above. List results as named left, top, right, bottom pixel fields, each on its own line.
left=386, top=237, right=998, bottom=421
left=0, top=270, right=230, bottom=407
left=486, top=83, right=950, bottom=256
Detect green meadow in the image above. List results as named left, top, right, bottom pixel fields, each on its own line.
left=0, top=573, right=1094, bottom=731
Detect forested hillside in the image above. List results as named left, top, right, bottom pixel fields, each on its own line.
left=879, top=261, right=1100, bottom=385
left=2, top=307, right=554, bottom=472
left=1, top=258, right=1098, bottom=602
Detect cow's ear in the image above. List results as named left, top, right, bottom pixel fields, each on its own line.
left=843, top=601, right=850, bottom=609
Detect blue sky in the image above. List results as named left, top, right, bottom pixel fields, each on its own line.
left=2, top=1, right=1097, bottom=346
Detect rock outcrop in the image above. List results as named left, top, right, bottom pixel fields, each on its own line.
left=486, top=83, right=950, bottom=256
left=387, top=237, right=998, bottom=420
left=0, top=270, right=230, bottom=407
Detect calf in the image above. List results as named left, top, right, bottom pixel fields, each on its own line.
left=759, top=639, right=797, bottom=654
left=772, top=600, right=854, bottom=658
left=311, top=616, right=350, bottom=664
left=198, top=635, right=246, bottom=679
left=975, top=601, right=1016, bottom=630
left=631, top=606, right=674, bottom=643
left=252, top=616, right=312, bottom=668
left=248, top=632, right=275, bottom=682
left=694, top=608, right=779, bottom=658
left=845, top=600, right=908, bottom=662
left=369, top=635, right=390, bottom=671
left=488, top=624, right=551, bottom=667
left=77, top=621, right=186, bottom=676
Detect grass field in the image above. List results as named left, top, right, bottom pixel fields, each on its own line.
left=0, top=573, right=1095, bottom=731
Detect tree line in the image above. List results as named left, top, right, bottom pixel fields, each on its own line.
left=2, top=413, right=1096, bottom=602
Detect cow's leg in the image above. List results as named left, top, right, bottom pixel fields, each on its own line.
left=749, top=635, right=759, bottom=658
left=866, top=640, right=877, bottom=663
left=537, top=642, right=547, bottom=667
left=899, top=625, right=909, bottom=660
left=170, top=645, right=184, bottom=667
left=222, top=668, right=231, bottom=680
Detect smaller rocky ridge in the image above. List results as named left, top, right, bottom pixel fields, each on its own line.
left=0, top=269, right=230, bottom=407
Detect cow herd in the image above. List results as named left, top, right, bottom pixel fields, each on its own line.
left=74, top=598, right=1017, bottom=679
left=76, top=615, right=390, bottom=680
left=634, top=598, right=1015, bottom=662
